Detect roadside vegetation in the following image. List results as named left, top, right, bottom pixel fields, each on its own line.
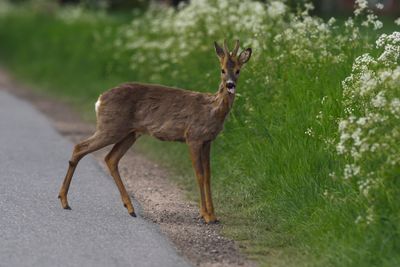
left=0, top=0, right=399, bottom=266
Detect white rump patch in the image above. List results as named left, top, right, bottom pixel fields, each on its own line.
left=95, top=96, right=101, bottom=114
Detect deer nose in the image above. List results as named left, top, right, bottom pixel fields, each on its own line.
left=226, top=81, right=235, bottom=89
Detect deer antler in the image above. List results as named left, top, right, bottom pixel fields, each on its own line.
left=232, top=40, right=240, bottom=56
left=223, top=39, right=229, bottom=55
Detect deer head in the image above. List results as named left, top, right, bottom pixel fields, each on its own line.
left=214, top=40, right=252, bottom=94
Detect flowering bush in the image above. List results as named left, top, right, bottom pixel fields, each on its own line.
left=115, top=0, right=384, bottom=83
left=338, top=32, right=400, bottom=226
left=273, top=4, right=349, bottom=66
left=115, top=0, right=288, bottom=75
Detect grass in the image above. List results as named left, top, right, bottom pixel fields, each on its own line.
left=0, top=5, right=399, bottom=267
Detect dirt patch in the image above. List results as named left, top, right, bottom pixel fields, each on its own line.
left=0, top=68, right=255, bottom=267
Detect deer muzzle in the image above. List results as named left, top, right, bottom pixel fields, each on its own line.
left=226, top=81, right=236, bottom=94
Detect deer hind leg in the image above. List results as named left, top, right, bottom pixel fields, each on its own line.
left=201, top=141, right=218, bottom=223
left=188, top=141, right=209, bottom=223
left=58, top=132, right=114, bottom=210
left=104, top=133, right=137, bottom=217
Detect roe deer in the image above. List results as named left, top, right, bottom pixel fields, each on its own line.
left=58, top=40, right=252, bottom=223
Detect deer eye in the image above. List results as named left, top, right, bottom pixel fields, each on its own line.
left=221, top=69, right=225, bottom=74
left=236, top=70, right=240, bottom=75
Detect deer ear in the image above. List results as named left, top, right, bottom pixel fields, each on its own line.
left=214, top=41, right=225, bottom=59
left=239, top=48, right=252, bottom=64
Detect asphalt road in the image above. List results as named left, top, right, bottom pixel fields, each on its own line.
left=0, top=89, right=190, bottom=267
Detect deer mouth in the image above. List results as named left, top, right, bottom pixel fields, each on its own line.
left=227, top=87, right=236, bottom=94
left=226, top=81, right=236, bottom=94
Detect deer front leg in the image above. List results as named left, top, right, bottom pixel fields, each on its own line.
left=188, top=141, right=208, bottom=222
left=202, top=141, right=218, bottom=223
left=58, top=132, right=111, bottom=210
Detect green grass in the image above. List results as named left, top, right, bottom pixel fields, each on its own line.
left=0, top=7, right=399, bottom=267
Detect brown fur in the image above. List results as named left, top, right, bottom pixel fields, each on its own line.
left=97, top=83, right=231, bottom=142
left=58, top=40, right=252, bottom=223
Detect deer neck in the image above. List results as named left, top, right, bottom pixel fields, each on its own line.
left=213, top=82, right=235, bottom=120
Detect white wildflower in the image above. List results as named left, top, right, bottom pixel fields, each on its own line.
left=354, top=0, right=368, bottom=16
left=373, top=19, right=383, bottom=30
left=267, top=1, right=286, bottom=19
left=304, top=2, right=314, bottom=11
left=390, top=98, right=400, bottom=116
left=366, top=207, right=375, bottom=224
left=345, top=17, right=354, bottom=28
left=338, top=120, right=348, bottom=131
left=316, top=111, right=323, bottom=120
left=359, top=71, right=377, bottom=95
left=357, top=117, right=367, bottom=126
left=344, top=164, right=360, bottom=179
left=371, top=92, right=387, bottom=108
left=305, top=127, right=314, bottom=137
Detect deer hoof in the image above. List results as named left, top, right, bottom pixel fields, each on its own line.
left=203, top=214, right=219, bottom=224
left=129, top=211, right=137, bottom=217
left=58, top=195, right=71, bottom=210
left=205, top=219, right=220, bottom=225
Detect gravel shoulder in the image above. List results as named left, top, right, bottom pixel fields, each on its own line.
left=0, top=69, right=255, bottom=267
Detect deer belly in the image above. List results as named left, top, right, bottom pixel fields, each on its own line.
left=145, top=120, right=186, bottom=142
